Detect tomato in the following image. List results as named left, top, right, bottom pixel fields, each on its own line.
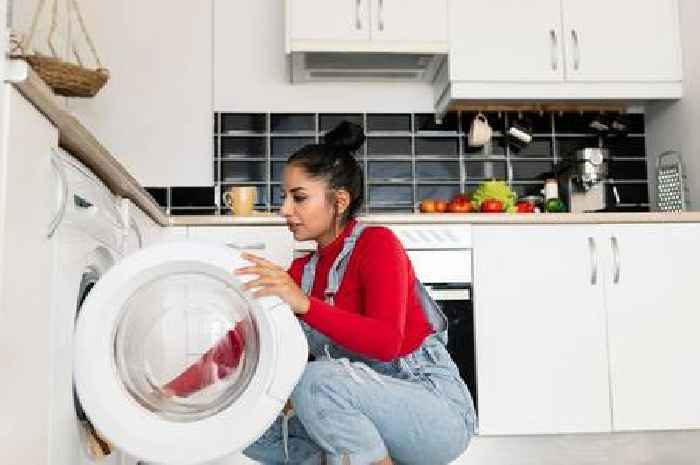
left=435, top=200, right=449, bottom=213
left=450, top=193, right=470, bottom=205
left=419, top=198, right=437, bottom=213
left=447, top=200, right=473, bottom=213
left=516, top=201, right=535, bottom=213
left=480, top=198, right=504, bottom=213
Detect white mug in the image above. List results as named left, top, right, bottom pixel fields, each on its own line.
left=468, top=113, right=493, bottom=147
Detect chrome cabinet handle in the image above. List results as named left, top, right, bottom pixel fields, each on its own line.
left=588, top=237, right=598, bottom=286
left=611, top=236, right=621, bottom=284
left=571, top=29, right=580, bottom=70
left=378, top=0, right=384, bottom=32
left=226, top=242, right=266, bottom=251
left=48, top=148, right=68, bottom=239
left=549, top=29, right=558, bottom=71
left=355, top=0, right=362, bottom=30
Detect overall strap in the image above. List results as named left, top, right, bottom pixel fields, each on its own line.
left=300, top=223, right=368, bottom=303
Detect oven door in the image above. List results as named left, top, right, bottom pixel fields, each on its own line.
left=424, top=283, right=478, bottom=413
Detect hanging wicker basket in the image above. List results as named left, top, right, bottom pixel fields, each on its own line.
left=12, top=0, right=110, bottom=98
left=19, top=54, right=110, bottom=97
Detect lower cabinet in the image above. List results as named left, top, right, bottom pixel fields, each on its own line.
left=472, top=225, right=612, bottom=435
left=602, top=224, right=700, bottom=431
left=187, top=226, right=294, bottom=269
left=472, top=223, right=700, bottom=436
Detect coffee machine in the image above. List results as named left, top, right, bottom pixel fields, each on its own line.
left=558, top=148, right=609, bottom=212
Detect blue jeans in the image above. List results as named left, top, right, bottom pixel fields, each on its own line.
left=244, top=333, right=476, bottom=465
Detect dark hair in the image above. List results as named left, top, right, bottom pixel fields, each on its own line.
left=286, top=121, right=365, bottom=221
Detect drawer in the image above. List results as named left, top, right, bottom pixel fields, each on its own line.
left=188, top=226, right=294, bottom=269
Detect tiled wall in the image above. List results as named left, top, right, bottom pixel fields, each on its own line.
left=146, top=112, right=649, bottom=215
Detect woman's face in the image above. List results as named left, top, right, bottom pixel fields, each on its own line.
left=280, top=164, right=338, bottom=244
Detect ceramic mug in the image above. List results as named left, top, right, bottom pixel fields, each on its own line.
left=468, top=113, right=493, bottom=147
left=223, top=186, right=257, bottom=215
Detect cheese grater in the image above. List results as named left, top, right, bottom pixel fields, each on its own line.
left=655, top=151, right=689, bottom=212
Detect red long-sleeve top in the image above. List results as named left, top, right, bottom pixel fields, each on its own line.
left=293, top=219, right=431, bottom=361
left=165, top=219, right=431, bottom=396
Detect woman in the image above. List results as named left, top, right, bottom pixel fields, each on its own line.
left=236, top=122, right=476, bottom=465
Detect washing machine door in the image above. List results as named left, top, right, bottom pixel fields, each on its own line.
left=74, top=241, right=308, bottom=465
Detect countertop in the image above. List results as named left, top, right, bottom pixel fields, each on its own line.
left=170, top=212, right=700, bottom=226
left=10, top=60, right=700, bottom=228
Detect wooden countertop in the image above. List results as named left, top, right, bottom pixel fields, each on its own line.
left=9, top=59, right=700, bottom=228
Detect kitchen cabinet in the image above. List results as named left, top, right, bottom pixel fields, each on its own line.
left=561, top=0, right=682, bottom=82
left=602, top=224, right=700, bottom=431
left=286, top=0, right=447, bottom=51
left=0, top=86, right=59, bottom=463
left=472, top=225, right=612, bottom=435
left=440, top=0, right=682, bottom=107
left=287, top=0, right=370, bottom=43
left=187, top=226, right=294, bottom=269
left=472, top=223, right=700, bottom=436
left=448, top=0, right=565, bottom=82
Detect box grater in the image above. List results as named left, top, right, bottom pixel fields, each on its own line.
left=655, top=151, right=690, bottom=212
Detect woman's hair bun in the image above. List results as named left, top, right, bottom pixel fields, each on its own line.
left=322, top=121, right=365, bottom=153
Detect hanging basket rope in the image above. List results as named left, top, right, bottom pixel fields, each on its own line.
left=11, top=0, right=110, bottom=98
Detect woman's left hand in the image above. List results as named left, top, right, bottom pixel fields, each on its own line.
left=234, top=253, right=310, bottom=315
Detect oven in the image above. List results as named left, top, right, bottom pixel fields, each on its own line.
left=390, top=224, right=477, bottom=412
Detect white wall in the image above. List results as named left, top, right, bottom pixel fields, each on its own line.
left=646, top=0, right=700, bottom=210
left=213, top=0, right=435, bottom=113
left=11, top=0, right=214, bottom=188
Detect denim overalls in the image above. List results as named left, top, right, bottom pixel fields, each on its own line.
left=244, top=224, right=476, bottom=465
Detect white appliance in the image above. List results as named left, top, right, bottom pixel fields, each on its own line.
left=50, top=152, right=308, bottom=465
left=118, top=197, right=161, bottom=256
left=47, top=149, right=129, bottom=465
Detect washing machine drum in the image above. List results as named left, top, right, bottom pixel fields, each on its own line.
left=74, top=241, right=308, bottom=465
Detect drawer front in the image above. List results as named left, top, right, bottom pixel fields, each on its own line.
left=188, top=226, right=294, bottom=269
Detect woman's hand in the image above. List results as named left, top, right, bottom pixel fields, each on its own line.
left=235, top=253, right=310, bottom=315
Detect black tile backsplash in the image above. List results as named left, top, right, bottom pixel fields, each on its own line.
left=155, top=111, right=650, bottom=215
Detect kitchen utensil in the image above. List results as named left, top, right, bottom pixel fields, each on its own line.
left=467, top=113, right=492, bottom=147
left=223, top=186, right=257, bottom=215
left=655, top=151, right=690, bottom=212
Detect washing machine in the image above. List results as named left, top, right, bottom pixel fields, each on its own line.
left=47, top=148, right=130, bottom=465
left=117, top=197, right=162, bottom=256
left=51, top=152, right=308, bottom=465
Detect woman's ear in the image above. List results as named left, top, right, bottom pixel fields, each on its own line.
left=334, top=189, right=351, bottom=217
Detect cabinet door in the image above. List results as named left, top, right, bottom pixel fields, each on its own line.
left=472, top=226, right=611, bottom=435
left=188, top=226, right=294, bottom=270
left=370, top=0, right=447, bottom=45
left=562, top=0, right=682, bottom=82
left=288, top=0, right=370, bottom=43
left=603, top=224, right=700, bottom=430
left=448, top=0, right=564, bottom=82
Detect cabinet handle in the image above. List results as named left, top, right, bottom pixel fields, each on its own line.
left=549, top=29, right=558, bottom=71
left=226, top=242, right=267, bottom=251
left=355, top=0, right=362, bottom=30
left=610, top=236, right=621, bottom=284
left=571, top=29, right=581, bottom=70
left=588, top=237, right=598, bottom=286
left=48, top=148, right=68, bottom=239
left=378, top=0, right=384, bottom=32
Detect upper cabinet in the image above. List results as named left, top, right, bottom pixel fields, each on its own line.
left=561, top=0, right=682, bottom=82
left=287, top=0, right=448, bottom=52
left=448, top=0, right=565, bottom=83
left=437, top=0, right=682, bottom=113
left=287, top=0, right=371, bottom=43
left=368, top=0, right=448, bottom=45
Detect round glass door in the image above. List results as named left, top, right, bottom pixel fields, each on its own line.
left=113, top=271, right=259, bottom=422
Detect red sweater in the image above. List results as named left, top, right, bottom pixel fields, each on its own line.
left=166, top=220, right=431, bottom=396
left=292, top=219, right=432, bottom=362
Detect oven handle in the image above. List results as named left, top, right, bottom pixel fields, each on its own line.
left=424, top=284, right=471, bottom=301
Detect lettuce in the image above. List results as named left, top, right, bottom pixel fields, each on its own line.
left=470, top=179, right=518, bottom=213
